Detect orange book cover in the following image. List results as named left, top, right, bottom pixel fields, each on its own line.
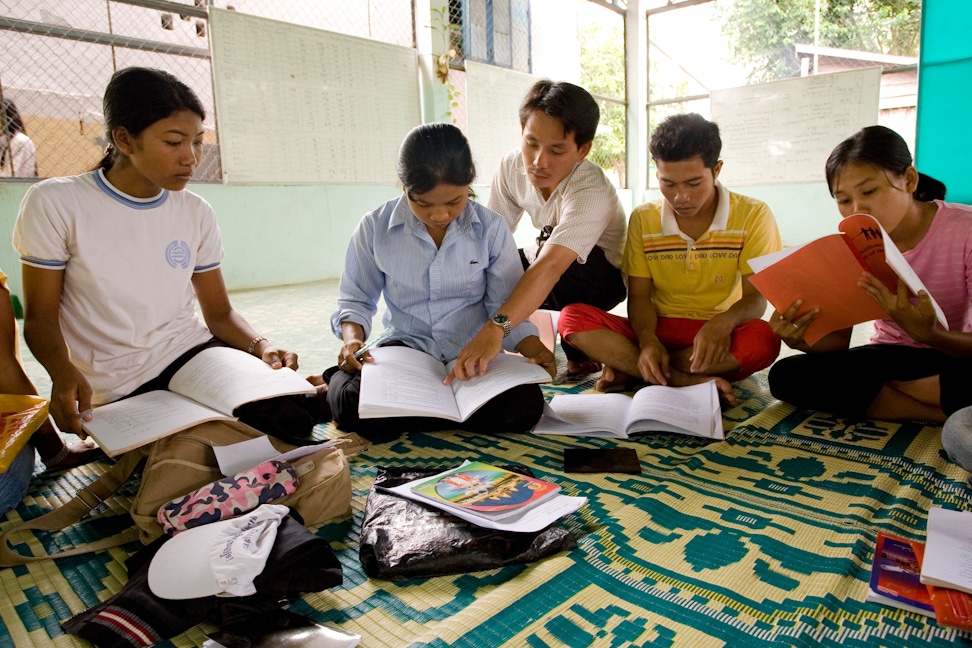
left=749, top=214, right=947, bottom=345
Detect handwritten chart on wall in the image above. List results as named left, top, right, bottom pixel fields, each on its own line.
left=466, top=61, right=537, bottom=182
left=209, top=8, right=420, bottom=184
left=711, top=67, right=881, bottom=186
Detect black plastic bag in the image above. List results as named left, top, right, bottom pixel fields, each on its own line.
left=359, top=465, right=577, bottom=582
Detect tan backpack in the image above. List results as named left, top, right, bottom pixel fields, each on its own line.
left=0, top=420, right=369, bottom=566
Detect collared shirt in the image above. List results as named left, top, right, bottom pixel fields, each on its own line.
left=487, top=150, right=627, bottom=268
left=623, top=181, right=782, bottom=320
left=331, top=196, right=538, bottom=362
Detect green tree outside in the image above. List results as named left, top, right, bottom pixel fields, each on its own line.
left=720, top=0, right=921, bottom=83
left=579, top=18, right=689, bottom=188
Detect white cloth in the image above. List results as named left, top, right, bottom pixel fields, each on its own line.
left=1, top=132, right=36, bottom=177
left=207, top=504, right=288, bottom=598
left=487, top=150, right=627, bottom=268
left=13, top=170, right=222, bottom=404
left=148, top=503, right=289, bottom=600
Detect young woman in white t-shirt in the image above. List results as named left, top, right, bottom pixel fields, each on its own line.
left=14, top=67, right=317, bottom=444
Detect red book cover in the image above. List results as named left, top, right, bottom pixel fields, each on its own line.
left=868, top=532, right=934, bottom=616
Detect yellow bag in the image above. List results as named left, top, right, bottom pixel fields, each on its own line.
left=0, top=394, right=49, bottom=473
left=0, top=420, right=370, bottom=566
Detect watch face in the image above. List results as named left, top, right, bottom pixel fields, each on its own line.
left=493, top=314, right=509, bottom=325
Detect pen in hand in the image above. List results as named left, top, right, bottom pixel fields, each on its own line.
left=354, top=325, right=396, bottom=360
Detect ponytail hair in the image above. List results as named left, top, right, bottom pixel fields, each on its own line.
left=94, top=67, right=205, bottom=171
left=826, top=125, right=946, bottom=202
left=914, top=173, right=946, bottom=202
left=396, top=123, right=476, bottom=196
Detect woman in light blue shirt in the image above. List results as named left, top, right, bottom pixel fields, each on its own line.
left=319, top=123, right=555, bottom=436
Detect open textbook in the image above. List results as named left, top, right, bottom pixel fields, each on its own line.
left=82, top=346, right=315, bottom=457
left=533, top=381, right=724, bottom=440
left=748, top=213, right=947, bottom=345
left=358, top=346, right=550, bottom=422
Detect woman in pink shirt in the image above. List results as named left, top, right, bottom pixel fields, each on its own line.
left=768, top=126, right=971, bottom=428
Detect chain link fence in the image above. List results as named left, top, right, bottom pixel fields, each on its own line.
left=0, top=0, right=414, bottom=182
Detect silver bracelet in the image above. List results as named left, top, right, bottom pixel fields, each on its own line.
left=247, top=335, right=267, bottom=355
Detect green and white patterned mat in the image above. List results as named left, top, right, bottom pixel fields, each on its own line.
left=1, top=372, right=970, bottom=647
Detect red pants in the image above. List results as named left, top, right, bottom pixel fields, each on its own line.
left=558, top=303, right=780, bottom=382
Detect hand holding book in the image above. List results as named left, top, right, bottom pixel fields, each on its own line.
left=750, top=213, right=947, bottom=345
left=81, top=347, right=315, bottom=457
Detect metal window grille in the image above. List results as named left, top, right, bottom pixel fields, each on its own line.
left=457, top=0, right=531, bottom=73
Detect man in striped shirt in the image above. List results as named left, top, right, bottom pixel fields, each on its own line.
left=449, top=81, right=627, bottom=381
left=558, top=114, right=782, bottom=404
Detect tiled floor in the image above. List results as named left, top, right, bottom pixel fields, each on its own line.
left=19, top=278, right=872, bottom=407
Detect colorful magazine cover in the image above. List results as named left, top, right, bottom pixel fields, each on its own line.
left=868, top=532, right=934, bottom=616
left=411, top=462, right=559, bottom=515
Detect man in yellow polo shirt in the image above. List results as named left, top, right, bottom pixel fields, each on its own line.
left=558, top=113, right=781, bottom=404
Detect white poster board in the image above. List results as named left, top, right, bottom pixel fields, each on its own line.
left=465, top=61, right=538, bottom=184
left=209, top=8, right=421, bottom=184
left=711, top=68, right=881, bottom=186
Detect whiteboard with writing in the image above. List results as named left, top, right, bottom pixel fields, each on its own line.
left=466, top=61, right=538, bottom=184
left=711, top=67, right=881, bottom=186
left=209, top=8, right=421, bottom=184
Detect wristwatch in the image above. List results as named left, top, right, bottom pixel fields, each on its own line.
left=490, top=313, right=511, bottom=338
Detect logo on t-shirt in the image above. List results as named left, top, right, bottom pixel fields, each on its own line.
left=165, top=240, right=191, bottom=269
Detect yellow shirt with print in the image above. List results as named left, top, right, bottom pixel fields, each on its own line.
left=622, top=187, right=781, bottom=321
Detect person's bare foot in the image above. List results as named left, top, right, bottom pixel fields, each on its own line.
left=595, top=366, right=633, bottom=392
left=711, top=378, right=737, bottom=407
left=42, top=437, right=105, bottom=471
left=568, top=359, right=602, bottom=376
left=668, top=368, right=737, bottom=407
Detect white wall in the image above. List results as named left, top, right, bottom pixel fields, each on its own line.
left=0, top=181, right=402, bottom=301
